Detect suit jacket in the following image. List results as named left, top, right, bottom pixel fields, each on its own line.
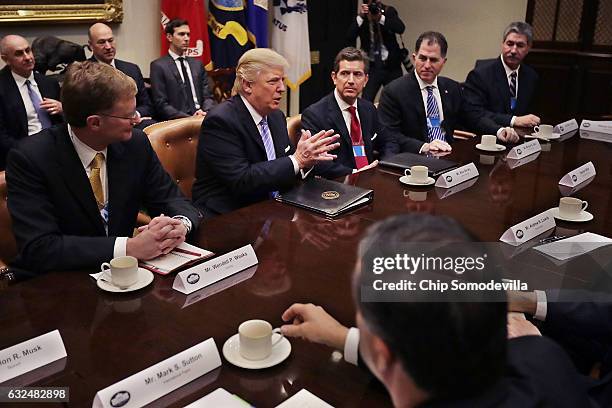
left=0, top=66, right=63, bottom=170
left=89, top=57, right=153, bottom=118
left=192, top=95, right=299, bottom=217
left=346, top=4, right=405, bottom=69
left=463, top=57, right=539, bottom=135
left=6, top=124, right=201, bottom=273
left=150, top=54, right=216, bottom=120
left=301, top=92, right=398, bottom=178
left=378, top=73, right=462, bottom=153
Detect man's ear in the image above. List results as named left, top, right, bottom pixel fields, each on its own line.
left=165, top=33, right=173, bottom=43
left=86, top=115, right=102, bottom=131
left=241, top=78, right=253, bottom=95
left=370, top=334, right=395, bottom=377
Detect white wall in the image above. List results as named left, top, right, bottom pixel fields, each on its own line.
left=385, top=0, right=528, bottom=82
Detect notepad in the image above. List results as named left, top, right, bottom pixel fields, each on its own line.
left=534, top=232, right=612, bottom=261
left=139, top=242, right=214, bottom=275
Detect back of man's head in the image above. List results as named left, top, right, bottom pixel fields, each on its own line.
left=232, top=48, right=289, bottom=95
left=355, top=214, right=506, bottom=401
left=62, top=61, right=136, bottom=127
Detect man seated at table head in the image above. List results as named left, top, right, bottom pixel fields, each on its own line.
left=6, top=61, right=201, bottom=274
left=87, top=23, right=155, bottom=129
left=281, top=214, right=592, bottom=406
left=463, top=21, right=538, bottom=140
left=150, top=18, right=216, bottom=120
left=0, top=34, right=63, bottom=170
left=191, top=48, right=340, bottom=218
left=301, top=47, right=398, bottom=178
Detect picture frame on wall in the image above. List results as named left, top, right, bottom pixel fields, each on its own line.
left=0, top=0, right=123, bottom=24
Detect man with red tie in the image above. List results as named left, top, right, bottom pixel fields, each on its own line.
left=301, top=47, right=398, bottom=179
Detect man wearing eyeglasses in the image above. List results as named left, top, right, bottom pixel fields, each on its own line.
left=6, top=61, right=201, bottom=275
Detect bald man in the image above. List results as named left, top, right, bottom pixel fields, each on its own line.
left=88, top=23, right=155, bottom=128
left=0, top=35, right=63, bottom=169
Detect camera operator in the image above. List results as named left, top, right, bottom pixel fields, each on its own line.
left=346, top=0, right=406, bottom=101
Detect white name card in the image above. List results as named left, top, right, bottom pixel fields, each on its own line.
left=0, top=330, right=66, bottom=383
left=559, top=161, right=596, bottom=187
left=92, top=338, right=221, bottom=408
left=185, top=388, right=250, bottom=407
left=580, top=120, right=612, bottom=135
left=580, top=130, right=612, bottom=143
left=506, top=139, right=541, bottom=159
left=500, top=210, right=556, bottom=246
left=276, top=389, right=334, bottom=408
left=173, top=245, right=258, bottom=295
left=434, top=163, right=478, bottom=188
left=506, top=152, right=541, bottom=169
left=554, top=119, right=578, bottom=135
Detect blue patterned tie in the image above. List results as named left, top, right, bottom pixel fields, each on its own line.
left=260, top=118, right=279, bottom=197
left=25, top=80, right=52, bottom=129
left=425, top=86, right=444, bottom=142
left=509, top=71, right=517, bottom=98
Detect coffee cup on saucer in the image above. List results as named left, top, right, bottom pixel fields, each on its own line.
left=533, top=124, right=553, bottom=139
left=480, top=134, right=497, bottom=149
left=404, top=165, right=429, bottom=183
left=558, top=197, right=588, bottom=219
left=101, top=256, right=139, bottom=289
left=238, top=320, right=284, bottom=360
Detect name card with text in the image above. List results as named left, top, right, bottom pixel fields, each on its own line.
left=0, top=330, right=66, bottom=383
left=554, top=119, right=578, bottom=135
left=506, top=139, right=541, bottom=159
left=434, top=163, right=479, bottom=188
left=500, top=210, right=556, bottom=246
left=559, top=162, right=596, bottom=187
left=93, top=338, right=221, bottom=408
left=173, top=245, right=258, bottom=295
left=580, top=120, right=612, bottom=135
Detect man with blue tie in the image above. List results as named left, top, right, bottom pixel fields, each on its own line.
left=0, top=35, right=64, bottom=169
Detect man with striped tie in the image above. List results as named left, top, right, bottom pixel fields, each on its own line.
left=378, top=32, right=461, bottom=154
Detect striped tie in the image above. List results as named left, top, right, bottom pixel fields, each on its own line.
left=425, top=86, right=444, bottom=142
left=260, top=118, right=278, bottom=198
left=509, top=71, right=517, bottom=98
left=89, top=153, right=105, bottom=210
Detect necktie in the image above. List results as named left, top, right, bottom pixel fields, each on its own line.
left=89, top=153, right=105, bottom=210
left=425, top=86, right=444, bottom=142
left=260, top=118, right=278, bottom=198
left=509, top=71, right=517, bottom=98
left=25, top=80, right=52, bottom=129
left=177, top=57, right=197, bottom=114
left=347, top=106, right=369, bottom=169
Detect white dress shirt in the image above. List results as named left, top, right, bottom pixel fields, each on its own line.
left=11, top=71, right=43, bottom=136
left=168, top=49, right=200, bottom=110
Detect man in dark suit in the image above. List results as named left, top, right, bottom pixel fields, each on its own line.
left=346, top=0, right=405, bottom=101
left=150, top=19, right=216, bottom=120
left=192, top=48, right=340, bottom=217
left=463, top=22, right=538, bottom=138
left=87, top=23, right=155, bottom=129
left=0, top=35, right=63, bottom=170
left=301, top=47, right=398, bottom=179
left=6, top=61, right=200, bottom=274
left=281, top=214, right=593, bottom=407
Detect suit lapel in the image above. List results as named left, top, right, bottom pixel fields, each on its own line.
left=327, top=94, right=352, bottom=147
left=268, top=113, right=291, bottom=158
left=494, top=59, right=511, bottom=113
left=235, top=96, right=267, bottom=159
left=34, top=72, right=52, bottom=99
left=356, top=99, right=374, bottom=160
left=1, top=68, right=28, bottom=137
left=106, top=141, right=130, bottom=236
left=409, top=74, right=428, bottom=138
left=188, top=58, right=201, bottom=104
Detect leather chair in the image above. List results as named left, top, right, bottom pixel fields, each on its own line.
left=208, top=67, right=235, bottom=103
left=0, top=171, right=17, bottom=269
left=286, top=114, right=302, bottom=147
left=144, top=116, right=204, bottom=199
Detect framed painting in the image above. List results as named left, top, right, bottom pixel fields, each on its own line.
left=0, top=0, right=123, bottom=24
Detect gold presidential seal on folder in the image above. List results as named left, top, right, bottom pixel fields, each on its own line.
left=321, top=191, right=340, bottom=200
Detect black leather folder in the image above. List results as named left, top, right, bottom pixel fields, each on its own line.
left=379, top=152, right=459, bottom=176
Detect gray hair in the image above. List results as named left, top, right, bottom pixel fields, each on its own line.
left=503, top=21, right=533, bottom=44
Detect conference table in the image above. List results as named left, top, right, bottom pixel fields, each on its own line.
left=2, top=131, right=612, bottom=407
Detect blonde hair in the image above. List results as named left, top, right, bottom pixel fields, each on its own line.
left=232, top=48, right=289, bottom=95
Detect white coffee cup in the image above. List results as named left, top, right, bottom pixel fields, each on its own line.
left=558, top=197, right=588, bottom=219
left=481, top=134, right=497, bottom=148
left=238, top=320, right=284, bottom=360
left=404, top=165, right=428, bottom=183
left=533, top=124, right=553, bottom=138
left=101, top=256, right=139, bottom=288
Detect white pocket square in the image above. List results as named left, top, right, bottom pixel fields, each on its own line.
left=284, top=145, right=290, bottom=152
left=371, top=133, right=378, bottom=140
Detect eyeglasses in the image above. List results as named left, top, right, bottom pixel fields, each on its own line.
left=98, top=111, right=140, bottom=122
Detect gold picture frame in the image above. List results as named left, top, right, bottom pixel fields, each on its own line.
left=0, top=0, right=123, bottom=24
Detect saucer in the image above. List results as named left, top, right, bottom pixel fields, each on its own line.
left=475, top=143, right=506, bottom=152
left=399, top=175, right=435, bottom=186
left=526, top=133, right=560, bottom=140
left=223, top=333, right=291, bottom=369
left=550, top=207, right=594, bottom=222
left=96, top=268, right=154, bottom=293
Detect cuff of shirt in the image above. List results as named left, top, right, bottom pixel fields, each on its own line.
left=379, top=14, right=386, bottom=25
left=496, top=128, right=504, bottom=138
left=289, top=155, right=300, bottom=175
left=534, top=290, right=548, bottom=321
left=344, top=327, right=360, bottom=366
left=113, top=237, right=128, bottom=258
left=172, top=215, right=192, bottom=235
left=356, top=15, right=364, bottom=26
left=510, top=116, right=516, bottom=127
left=418, top=143, right=426, bottom=154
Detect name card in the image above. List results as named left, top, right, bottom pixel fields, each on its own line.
left=276, top=389, right=334, bottom=408
left=185, top=388, right=250, bottom=407
left=580, top=130, right=612, bottom=143
left=0, top=330, right=66, bottom=383
left=506, top=139, right=541, bottom=159
left=506, top=152, right=541, bottom=169
left=500, top=210, right=556, bottom=246
left=559, top=161, right=596, bottom=187
left=93, top=338, right=221, bottom=408
left=173, top=245, right=258, bottom=295
left=435, top=177, right=478, bottom=199
left=554, top=119, right=578, bottom=135
left=434, top=163, right=478, bottom=188
left=580, top=120, right=612, bottom=135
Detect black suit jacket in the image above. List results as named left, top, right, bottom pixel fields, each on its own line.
left=0, top=66, right=63, bottom=170
left=6, top=125, right=201, bottom=273
left=463, top=57, right=539, bottom=134
left=301, top=92, right=398, bottom=178
left=150, top=54, right=216, bottom=120
left=378, top=73, right=461, bottom=153
left=192, top=95, right=300, bottom=217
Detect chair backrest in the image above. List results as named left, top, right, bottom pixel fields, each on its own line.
left=286, top=114, right=302, bottom=148
left=0, top=171, right=17, bottom=267
left=144, top=117, right=204, bottom=199
left=208, top=67, right=235, bottom=103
